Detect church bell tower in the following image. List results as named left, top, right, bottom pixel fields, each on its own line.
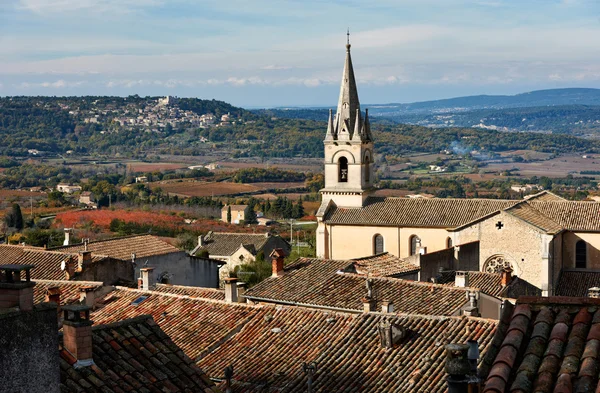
left=320, top=33, right=374, bottom=208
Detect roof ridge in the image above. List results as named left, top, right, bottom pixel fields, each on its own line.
left=90, top=314, right=154, bottom=331
left=33, top=279, right=104, bottom=285
left=50, top=234, right=158, bottom=250
left=112, top=286, right=261, bottom=307
left=339, top=272, right=479, bottom=292
left=155, top=283, right=224, bottom=292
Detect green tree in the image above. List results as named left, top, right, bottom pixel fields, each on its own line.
left=246, top=205, right=258, bottom=225
left=6, top=204, right=24, bottom=231
left=227, top=206, right=232, bottom=223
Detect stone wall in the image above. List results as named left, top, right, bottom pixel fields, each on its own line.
left=77, top=257, right=134, bottom=285
left=134, top=252, right=221, bottom=288
left=0, top=304, right=60, bottom=393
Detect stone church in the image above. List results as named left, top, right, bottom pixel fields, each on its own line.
left=316, top=39, right=600, bottom=296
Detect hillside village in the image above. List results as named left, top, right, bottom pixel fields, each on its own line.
left=7, top=41, right=600, bottom=393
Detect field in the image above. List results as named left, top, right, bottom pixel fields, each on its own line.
left=484, top=154, right=600, bottom=178
left=151, top=180, right=306, bottom=197
left=127, top=162, right=189, bottom=173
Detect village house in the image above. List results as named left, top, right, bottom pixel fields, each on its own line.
left=78, top=191, right=97, bottom=208
left=50, top=234, right=224, bottom=288
left=316, top=36, right=600, bottom=297
left=192, top=232, right=290, bottom=281
left=56, top=183, right=82, bottom=194
left=221, top=204, right=249, bottom=224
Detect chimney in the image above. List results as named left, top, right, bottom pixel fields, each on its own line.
left=445, top=343, right=471, bottom=393
left=0, top=264, right=35, bottom=311
left=140, top=267, right=155, bottom=291
left=198, top=235, right=204, bottom=247
left=381, top=300, right=394, bottom=313
left=62, top=304, right=94, bottom=368
left=236, top=282, right=247, bottom=304
left=501, top=267, right=513, bottom=287
left=45, top=286, right=61, bottom=307
left=224, top=277, right=238, bottom=303
left=79, top=286, right=96, bottom=309
left=463, top=292, right=480, bottom=317
left=77, top=251, right=92, bottom=272
left=224, top=365, right=234, bottom=393
left=588, top=287, right=600, bottom=298
left=378, top=319, right=407, bottom=348
left=362, top=297, right=376, bottom=313
left=270, top=248, right=285, bottom=277
left=64, top=228, right=72, bottom=246
left=467, top=340, right=479, bottom=375
left=455, top=271, right=469, bottom=288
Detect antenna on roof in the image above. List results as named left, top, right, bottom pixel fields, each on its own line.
left=347, top=28, right=350, bottom=45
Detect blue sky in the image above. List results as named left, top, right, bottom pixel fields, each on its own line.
left=1, top=0, right=600, bottom=107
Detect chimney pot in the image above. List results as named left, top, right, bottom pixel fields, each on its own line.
left=501, top=267, right=513, bottom=287
left=62, top=304, right=94, bottom=368
left=79, top=286, right=96, bottom=309
left=362, top=297, right=376, bottom=313
left=198, top=235, right=204, bottom=247
left=270, top=248, right=285, bottom=277
left=224, top=277, right=238, bottom=303
left=463, top=292, right=480, bottom=317
left=467, top=340, right=479, bottom=375
left=381, top=300, right=394, bottom=313
left=445, top=343, right=471, bottom=393
left=236, top=282, right=247, bottom=304
left=455, top=271, right=469, bottom=288
left=77, top=251, right=92, bottom=272
left=140, top=267, right=155, bottom=291
left=64, top=228, right=72, bottom=246
left=588, top=287, right=600, bottom=298
left=0, top=264, right=35, bottom=311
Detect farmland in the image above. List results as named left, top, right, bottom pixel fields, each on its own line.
left=151, top=180, right=306, bottom=197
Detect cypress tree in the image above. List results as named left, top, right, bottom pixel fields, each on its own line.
left=12, top=204, right=23, bottom=231
left=227, top=206, right=232, bottom=223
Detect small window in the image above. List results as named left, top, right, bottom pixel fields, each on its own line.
left=374, top=234, right=384, bottom=254
left=338, top=157, right=348, bottom=183
left=131, top=296, right=148, bottom=306
left=447, top=237, right=453, bottom=249
left=364, top=156, right=370, bottom=183
left=410, top=235, right=420, bottom=256
left=576, top=240, right=587, bottom=269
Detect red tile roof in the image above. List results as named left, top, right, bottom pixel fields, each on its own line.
left=52, top=234, right=181, bottom=260
left=555, top=270, right=600, bottom=297
left=91, top=288, right=266, bottom=361
left=154, top=283, right=225, bottom=301
left=59, top=315, right=219, bottom=392
left=480, top=297, right=600, bottom=393
left=244, top=258, right=474, bottom=316
left=33, top=279, right=103, bottom=306
left=348, top=252, right=420, bottom=277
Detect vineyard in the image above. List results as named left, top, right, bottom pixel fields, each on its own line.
left=152, top=180, right=305, bottom=197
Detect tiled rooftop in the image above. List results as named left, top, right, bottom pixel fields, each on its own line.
left=154, top=283, right=225, bottom=301
left=89, top=286, right=497, bottom=393
left=324, top=197, right=517, bottom=227
left=91, top=288, right=266, bottom=361
left=59, top=315, right=219, bottom=392
left=438, top=271, right=541, bottom=298
left=480, top=297, right=600, bottom=393
left=52, top=234, right=181, bottom=260
left=347, top=252, right=420, bottom=277
left=33, top=279, right=103, bottom=306
left=555, top=270, right=600, bottom=297
left=196, top=232, right=271, bottom=257
left=504, top=202, right=563, bottom=235
left=244, top=257, right=474, bottom=316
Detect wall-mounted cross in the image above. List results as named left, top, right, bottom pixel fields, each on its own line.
left=496, top=221, right=504, bottom=230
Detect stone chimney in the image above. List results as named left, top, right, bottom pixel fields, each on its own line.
left=198, top=235, right=204, bottom=247
left=455, top=271, right=469, bottom=288
left=224, top=277, right=238, bottom=303
left=377, top=319, right=406, bottom=349
left=77, top=251, right=92, bottom=272
left=140, top=267, right=155, bottom=291
left=64, top=228, right=72, bottom=246
left=0, top=264, right=35, bottom=311
left=501, top=267, right=513, bottom=287
left=62, top=304, right=94, bottom=368
left=270, top=248, right=285, bottom=277
left=362, top=297, right=376, bottom=313
left=381, top=300, right=394, bottom=313
left=45, top=286, right=61, bottom=306
left=236, top=282, right=247, bottom=304
left=588, top=287, right=600, bottom=298
left=463, top=292, right=480, bottom=317
left=79, top=286, right=96, bottom=309
left=445, top=343, right=471, bottom=393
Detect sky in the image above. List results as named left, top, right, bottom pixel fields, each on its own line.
left=1, top=0, right=600, bottom=107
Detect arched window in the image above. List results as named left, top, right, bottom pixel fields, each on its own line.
left=338, top=157, right=348, bottom=183
left=410, top=235, right=420, bottom=256
left=446, top=237, right=453, bottom=249
left=373, top=234, right=384, bottom=254
left=576, top=240, right=587, bottom=269
left=364, top=156, right=370, bottom=183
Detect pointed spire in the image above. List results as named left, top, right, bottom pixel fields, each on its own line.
left=334, top=30, right=361, bottom=140
left=325, top=109, right=335, bottom=140
left=361, top=108, right=372, bottom=142
left=353, top=108, right=362, bottom=140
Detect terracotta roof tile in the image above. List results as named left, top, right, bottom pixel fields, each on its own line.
left=153, top=283, right=225, bottom=301
left=505, top=202, right=563, bottom=234
left=556, top=270, right=600, bottom=297
left=483, top=297, right=600, bottom=393
left=346, top=252, right=420, bottom=277
left=52, top=234, right=181, bottom=260
left=196, top=232, right=274, bottom=257
left=528, top=201, right=600, bottom=232
left=33, top=279, right=103, bottom=305
left=59, top=315, right=219, bottom=392
left=244, top=257, right=473, bottom=316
